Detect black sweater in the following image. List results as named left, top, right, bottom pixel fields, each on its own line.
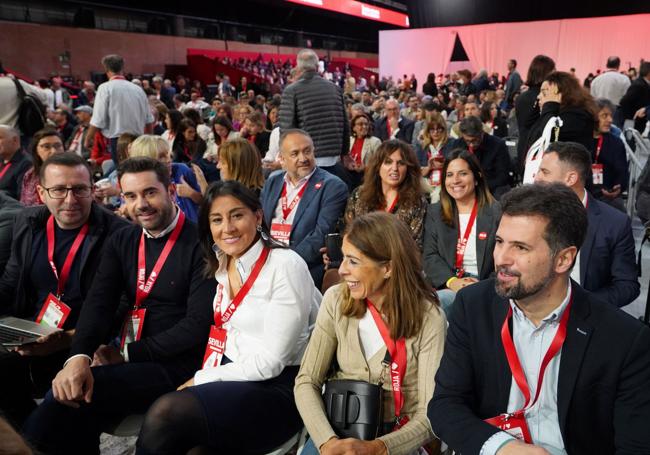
left=70, top=220, right=216, bottom=380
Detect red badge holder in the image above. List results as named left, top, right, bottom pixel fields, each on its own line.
left=270, top=222, right=292, bottom=245
left=485, top=411, right=533, bottom=443
left=202, top=325, right=227, bottom=369
left=592, top=164, right=604, bottom=185
left=36, top=293, right=71, bottom=329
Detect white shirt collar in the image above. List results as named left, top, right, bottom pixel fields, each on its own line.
left=581, top=190, right=588, bottom=207
left=143, top=206, right=180, bottom=239
left=215, top=238, right=265, bottom=282
left=283, top=167, right=316, bottom=190
left=510, top=280, right=572, bottom=326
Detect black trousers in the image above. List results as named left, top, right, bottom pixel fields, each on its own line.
left=0, top=349, right=67, bottom=429
left=22, top=361, right=182, bottom=455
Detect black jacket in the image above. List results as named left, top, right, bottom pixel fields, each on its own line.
left=0, top=192, right=22, bottom=275
left=373, top=116, right=415, bottom=143
left=428, top=279, right=650, bottom=454
left=619, top=77, right=650, bottom=132
left=515, top=86, right=541, bottom=170
left=526, top=102, right=596, bottom=154
left=279, top=70, right=350, bottom=158
left=422, top=202, right=500, bottom=288
left=0, top=203, right=128, bottom=321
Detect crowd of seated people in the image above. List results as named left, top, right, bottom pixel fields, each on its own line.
left=0, top=47, right=649, bottom=455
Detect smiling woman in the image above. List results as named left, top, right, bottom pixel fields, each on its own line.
left=295, top=212, right=446, bottom=455
left=422, top=148, right=501, bottom=316
left=135, top=180, right=321, bottom=454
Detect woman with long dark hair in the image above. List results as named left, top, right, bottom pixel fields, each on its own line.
left=20, top=128, right=64, bottom=206
left=526, top=71, right=597, bottom=157
left=344, top=140, right=427, bottom=248
left=422, top=149, right=501, bottom=316
left=135, top=180, right=321, bottom=454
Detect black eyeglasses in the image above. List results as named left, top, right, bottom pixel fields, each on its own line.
left=42, top=185, right=92, bottom=199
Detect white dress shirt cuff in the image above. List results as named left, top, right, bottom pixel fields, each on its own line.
left=64, top=354, right=92, bottom=367
left=123, top=344, right=130, bottom=362
left=480, top=431, right=516, bottom=455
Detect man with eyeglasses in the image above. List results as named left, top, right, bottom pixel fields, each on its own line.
left=0, top=125, right=32, bottom=200
left=0, top=152, right=127, bottom=428
left=374, top=98, right=415, bottom=143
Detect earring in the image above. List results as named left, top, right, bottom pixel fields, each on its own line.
left=257, top=225, right=270, bottom=242
left=211, top=243, right=220, bottom=254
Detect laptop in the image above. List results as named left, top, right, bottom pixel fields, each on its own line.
left=0, top=316, right=58, bottom=347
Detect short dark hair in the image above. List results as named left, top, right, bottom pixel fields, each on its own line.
left=500, top=183, right=587, bottom=255
left=545, top=141, right=592, bottom=185
left=117, top=157, right=170, bottom=188
left=509, top=59, right=517, bottom=68
left=101, top=54, right=124, bottom=73
left=459, top=115, right=484, bottom=137
left=39, top=152, right=91, bottom=184
left=595, top=97, right=616, bottom=114
left=606, top=56, right=620, bottom=69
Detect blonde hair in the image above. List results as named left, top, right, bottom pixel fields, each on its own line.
left=129, top=135, right=170, bottom=159
left=218, top=138, right=264, bottom=190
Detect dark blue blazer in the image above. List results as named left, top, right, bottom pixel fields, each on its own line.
left=261, top=167, right=348, bottom=288
left=428, top=279, right=650, bottom=454
left=580, top=194, right=639, bottom=308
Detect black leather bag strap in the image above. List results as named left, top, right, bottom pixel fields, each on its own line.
left=11, top=76, right=27, bottom=100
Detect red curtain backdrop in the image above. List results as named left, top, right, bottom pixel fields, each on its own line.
left=379, top=13, right=649, bottom=86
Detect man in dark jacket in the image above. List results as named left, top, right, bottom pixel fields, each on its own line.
left=0, top=153, right=128, bottom=427
left=374, top=98, right=415, bottom=143
left=447, top=116, right=512, bottom=197
left=279, top=49, right=350, bottom=185
left=619, top=61, right=650, bottom=133
left=24, top=158, right=215, bottom=454
left=0, top=191, right=22, bottom=275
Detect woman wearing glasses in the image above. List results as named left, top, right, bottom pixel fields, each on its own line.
left=344, top=113, right=381, bottom=189
left=415, top=113, right=449, bottom=203
left=20, top=128, right=65, bottom=206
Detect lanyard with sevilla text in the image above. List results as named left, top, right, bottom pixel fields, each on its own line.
left=35, top=216, right=89, bottom=328
left=120, top=211, right=186, bottom=352
left=0, top=162, right=12, bottom=180
left=485, top=289, right=573, bottom=443
left=202, top=246, right=270, bottom=369
left=281, top=181, right=308, bottom=221
left=455, top=199, right=478, bottom=277
left=366, top=299, right=409, bottom=430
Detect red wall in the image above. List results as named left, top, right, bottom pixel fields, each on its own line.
left=0, top=21, right=377, bottom=81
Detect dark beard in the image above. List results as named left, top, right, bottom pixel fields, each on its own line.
left=495, top=265, right=555, bottom=300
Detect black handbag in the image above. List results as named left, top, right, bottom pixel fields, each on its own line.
left=322, top=351, right=390, bottom=440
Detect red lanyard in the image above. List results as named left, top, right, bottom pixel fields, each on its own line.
left=455, top=199, right=478, bottom=277
left=350, top=138, right=364, bottom=166
left=215, top=246, right=270, bottom=326
left=110, top=75, right=126, bottom=81
left=135, top=211, right=186, bottom=309
left=367, top=300, right=408, bottom=426
left=281, top=181, right=308, bottom=220
left=468, top=144, right=476, bottom=154
left=385, top=194, right=399, bottom=213
left=386, top=120, right=392, bottom=137
left=46, top=216, right=89, bottom=298
left=594, top=135, right=604, bottom=163
left=502, top=290, right=573, bottom=411
left=0, top=162, right=12, bottom=180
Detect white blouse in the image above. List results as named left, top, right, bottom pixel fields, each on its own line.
left=458, top=213, right=479, bottom=276
left=193, top=239, right=322, bottom=385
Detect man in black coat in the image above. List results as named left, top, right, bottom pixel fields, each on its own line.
left=428, top=183, right=650, bottom=455
left=619, top=61, right=650, bottom=133
left=0, top=153, right=127, bottom=427
left=374, top=98, right=415, bottom=143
